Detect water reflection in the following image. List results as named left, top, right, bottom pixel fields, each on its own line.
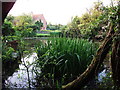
left=5, top=53, right=38, bottom=88
left=98, top=69, right=107, bottom=82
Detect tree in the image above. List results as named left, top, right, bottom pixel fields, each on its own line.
left=47, top=23, right=65, bottom=30
left=64, top=2, right=104, bottom=39
left=62, top=1, right=120, bottom=89
left=64, top=16, right=81, bottom=38
left=5, top=15, right=15, bottom=23
left=47, top=23, right=58, bottom=30
left=34, top=20, right=43, bottom=30
left=14, top=14, right=33, bottom=29
left=2, top=20, right=15, bottom=36
left=13, top=14, right=42, bottom=37
left=62, top=23, right=115, bottom=89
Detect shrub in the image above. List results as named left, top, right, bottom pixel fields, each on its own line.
left=16, top=28, right=36, bottom=37
left=2, top=20, right=15, bottom=36
left=50, top=31, right=61, bottom=37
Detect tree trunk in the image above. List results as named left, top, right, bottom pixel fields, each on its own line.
left=111, top=36, right=120, bottom=89
left=62, top=24, right=115, bottom=89
left=111, top=2, right=120, bottom=88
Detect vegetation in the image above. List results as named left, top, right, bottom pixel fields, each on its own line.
left=47, top=23, right=66, bottom=30
left=36, top=33, right=50, bottom=37
left=34, top=38, right=97, bottom=88
left=2, top=14, right=44, bottom=37
left=2, top=19, right=15, bottom=36
left=62, top=1, right=120, bottom=89
left=2, top=0, right=120, bottom=89
left=2, top=36, right=21, bottom=87
left=62, top=2, right=109, bottom=40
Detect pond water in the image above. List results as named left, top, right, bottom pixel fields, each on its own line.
left=98, top=69, right=107, bottom=82
left=3, top=37, right=110, bottom=88
left=5, top=53, right=108, bottom=88
left=5, top=53, right=38, bottom=88
left=3, top=37, right=47, bottom=88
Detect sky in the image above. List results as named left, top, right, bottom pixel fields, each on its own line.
left=8, top=0, right=111, bottom=25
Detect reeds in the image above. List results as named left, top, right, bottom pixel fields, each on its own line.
left=35, top=37, right=97, bottom=88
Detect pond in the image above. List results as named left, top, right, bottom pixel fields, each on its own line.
left=5, top=52, right=38, bottom=88
left=3, top=37, right=112, bottom=89
left=3, top=37, right=44, bottom=88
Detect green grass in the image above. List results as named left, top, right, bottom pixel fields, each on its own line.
left=36, top=30, right=62, bottom=37
left=41, top=30, right=62, bottom=32
left=36, top=33, right=50, bottom=37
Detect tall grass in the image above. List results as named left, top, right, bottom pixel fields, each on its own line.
left=34, top=37, right=98, bottom=88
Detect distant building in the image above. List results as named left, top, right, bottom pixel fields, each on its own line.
left=32, top=14, right=47, bottom=30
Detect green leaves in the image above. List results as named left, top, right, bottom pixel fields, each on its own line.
left=2, top=20, right=15, bottom=36
left=35, top=38, right=97, bottom=87
left=2, top=42, right=15, bottom=61
left=35, top=20, right=43, bottom=30
left=14, top=14, right=33, bottom=27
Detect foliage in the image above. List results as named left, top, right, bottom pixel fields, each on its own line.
left=34, top=20, right=43, bottom=31
left=2, top=36, right=19, bottom=42
left=27, top=20, right=44, bottom=31
left=5, top=15, right=15, bottom=23
left=21, top=28, right=36, bottom=37
left=64, top=16, right=81, bottom=38
left=63, top=2, right=109, bottom=40
left=2, top=36, right=22, bottom=83
left=50, top=31, right=62, bottom=37
left=3, top=1, right=120, bottom=89
left=62, top=2, right=120, bottom=89
left=14, top=14, right=33, bottom=28
left=2, top=20, right=15, bottom=36
left=47, top=23, right=66, bottom=30
left=6, top=14, right=43, bottom=37
left=2, top=36, right=21, bottom=61
left=34, top=38, right=98, bottom=88
left=14, top=14, right=35, bottom=37
left=2, top=43, right=15, bottom=61
left=47, top=23, right=58, bottom=30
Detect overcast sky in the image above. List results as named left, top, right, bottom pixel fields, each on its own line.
left=9, top=0, right=111, bottom=25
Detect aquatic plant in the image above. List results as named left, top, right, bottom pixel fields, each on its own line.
left=34, top=37, right=98, bottom=88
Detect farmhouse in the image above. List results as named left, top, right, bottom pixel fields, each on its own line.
left=33, top=14, right=47, bottom=30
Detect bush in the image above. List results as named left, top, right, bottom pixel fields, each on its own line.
left=50, top=31, right=61, bottom=37
left=2, top=37, right=22, bottom=85
left=16, top=28, right=36, bottom=37
left=34, top=38, right=98, bottom=88
left=2, top=20, right=15, bottom=36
